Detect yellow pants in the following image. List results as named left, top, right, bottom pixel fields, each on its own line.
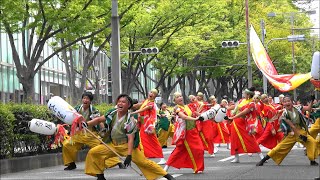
left=309, top=118, right=320, bottom=155
left=267, top=128, right=318, bottom=165
left=62, top=130, right=121, bottom=168
left=158, top=124, right=173, bottom=147
left=85, top=143, right=167, bottom=180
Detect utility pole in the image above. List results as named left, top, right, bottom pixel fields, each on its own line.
left=245, top=0, right=252, bottom=88
left=261, top=19, right=267, bottom=94
left=290, top=13, right=297, bottom=102
left=111, top=0, right=121, bottom=103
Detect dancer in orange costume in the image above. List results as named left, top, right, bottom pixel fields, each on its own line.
left=227, top=87, right=264, bottom=163
left=256, top=94, right=284, bottom=149
left=248, top=94, right=264, bottom=140
left=132, top=89, right=165, bottom=163
left=195, top=93, right=216, bottom=157
left=214, top=99, right=230, bottom=147
left=164, top=92, right=205, bottom=174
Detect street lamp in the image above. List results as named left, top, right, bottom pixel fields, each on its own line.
left=111, top=0, right=121, bottom=103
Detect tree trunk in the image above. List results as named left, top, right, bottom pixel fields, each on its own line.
left=20, top=75, right=36, bottom=103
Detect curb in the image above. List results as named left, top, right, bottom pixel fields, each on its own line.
left=0, top=150, right=88, bottom=174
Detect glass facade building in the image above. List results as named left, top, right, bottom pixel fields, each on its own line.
left=0, top=29, right=157, bottom=104
left=0, top=29, right=110, bottom=104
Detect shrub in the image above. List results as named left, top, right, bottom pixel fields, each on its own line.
left=0, top=104, right=15, bottom=159
left=94, top=104, right=114, bottom=115
left=6, top=103, right=60, bottom=158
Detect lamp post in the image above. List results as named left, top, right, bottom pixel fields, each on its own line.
left=111, top=0, right=121, bottom=103
left=245, top=0, right=252, bottom=88
left=261, top=19, right=268, bottom=94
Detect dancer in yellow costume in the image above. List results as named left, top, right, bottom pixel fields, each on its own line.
left=84, top=94, right=175, bottom=180
left=62, top=92, right=124, bottom=170
left=156, top=102, right=173, bottom=148
left=257, top=95, right=318, bottom=166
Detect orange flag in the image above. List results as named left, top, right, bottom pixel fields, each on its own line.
left=250, top=25, right=311, bottom=92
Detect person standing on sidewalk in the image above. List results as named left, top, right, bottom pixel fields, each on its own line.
left=84, top=94, right=175, bottom=180
left=256, top=95, right=318, bottom=166
left=62, top=92, right=124, bottom=170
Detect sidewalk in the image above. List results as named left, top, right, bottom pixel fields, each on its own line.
left=0, top=150, right=88, bottom=174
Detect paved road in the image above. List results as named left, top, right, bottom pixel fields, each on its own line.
left=1, top=144, right=319, bottom=180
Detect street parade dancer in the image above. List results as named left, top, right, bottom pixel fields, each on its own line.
left=197, top=93, right=217, bottom=157
left=131, top=89, right=166, bottom=165
left=256, top=95, right=319, bottom=166
left=62, top=92, right=124, bottom=170
left=84, top=94, right=175, bottom=180
left=156, top=102, right=174, bottom=149
left=214, top=99, right=231, bottom=149
left=164, top=92, right=205, bottom=174
left=256, top=94, right=284, bottom=149
left=227, top=87, right=265, bottom=163
left=309, top=101, right=320, bottom=156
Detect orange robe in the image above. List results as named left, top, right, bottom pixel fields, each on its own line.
left=188, top=101, right=215, bottom=154
left=214, top=120, right=230, bottom=144
left=256, top=103, right=284, bottom=149
left=167, top=105, right=204, bottom=173
left=230, top=99, right=262, bottom=155
left=138, top=99, right=163, bottom=158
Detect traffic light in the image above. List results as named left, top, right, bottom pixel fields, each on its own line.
left=221, top=41, right=240, bottom=48
left=140, top=47, right=159, bottom=54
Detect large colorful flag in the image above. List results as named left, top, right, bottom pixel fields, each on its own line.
left=250, top=25, right=311, bottom=92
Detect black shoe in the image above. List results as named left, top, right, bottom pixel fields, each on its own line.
left=118, top=162, right=126, bottom=169
left=64, top=162, right=76, bottom=170
left=164, top=173, right=176, bottom=180
left=256, top=155, right=270, bottom=166
left=310, top=161, right=319, bottom=166
left=97, top=174, right=106, bottom=180
left=256, top=160, right=264, bottom=166
left=162, top=145, right=167, bottom=148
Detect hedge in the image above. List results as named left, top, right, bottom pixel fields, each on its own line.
left=0, top=103, right=114, bottom=159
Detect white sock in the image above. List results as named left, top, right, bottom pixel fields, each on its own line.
left=258, top=153, right=264, bottom=160
left=164, top=165, right=169, bottom=171
left=231, top=154, right=240, bottom=162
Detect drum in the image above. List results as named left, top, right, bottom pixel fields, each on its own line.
left=29, top=119, right=57, bottom=135
left=215, top=108, right=227, bottom=122
left=311, top=51, right=320, bottom=79
left=200, top=108, right=216, bottom=121
left=47, top=96, right=78, bottom=125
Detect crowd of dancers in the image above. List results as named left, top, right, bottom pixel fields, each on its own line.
left=59, top=87, right=320, bottom=180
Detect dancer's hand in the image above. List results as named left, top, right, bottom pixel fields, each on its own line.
left=81, top=121, right=88, bottom=129
left=197, top=116, right=205, bottom=121
left=124, top=155, right=132, bottom=167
